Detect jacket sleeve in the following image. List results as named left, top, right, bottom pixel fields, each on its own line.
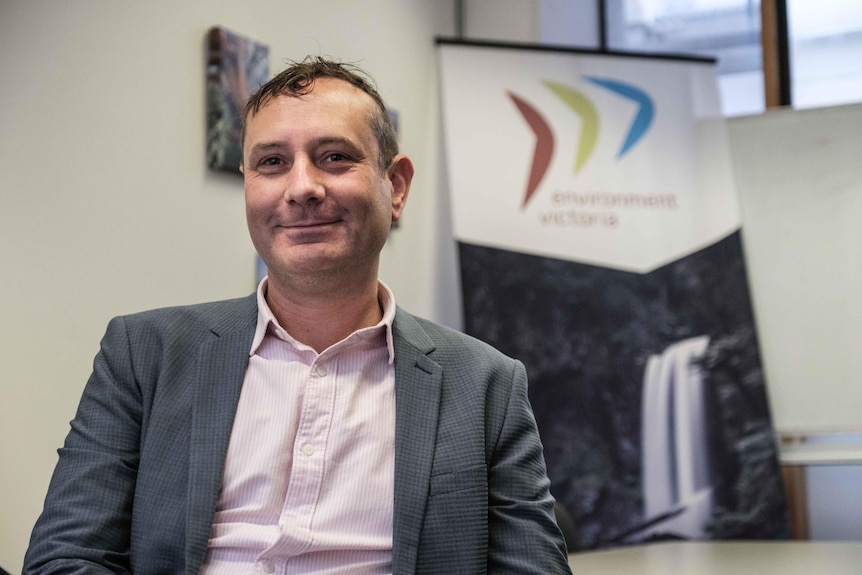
left=487, top=359, right=572, bottom=574
left=23, top=316, right=141, bottom=574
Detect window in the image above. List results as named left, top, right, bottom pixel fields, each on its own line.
left=788, top=0, right=862, bottom=109
left=467, top=0, right=862, bottom=114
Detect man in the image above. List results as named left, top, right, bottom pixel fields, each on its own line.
left=24, top=57, right=571, bottom=574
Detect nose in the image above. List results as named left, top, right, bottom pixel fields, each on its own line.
left=284, top=157, right=325, bottom=206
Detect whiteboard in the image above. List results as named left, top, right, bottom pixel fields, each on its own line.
left=727, top=102, right=862, bottom=433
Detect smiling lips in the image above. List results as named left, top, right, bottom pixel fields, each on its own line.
left=290, top=218, right=338, bottom=226
left=279, top=217, right=343, bottom=233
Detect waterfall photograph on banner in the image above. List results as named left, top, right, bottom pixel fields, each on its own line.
left=458, top=231, right=790, bottom=550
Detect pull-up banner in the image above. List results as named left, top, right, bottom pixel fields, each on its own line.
left=438, top=41, right=789, bottom=550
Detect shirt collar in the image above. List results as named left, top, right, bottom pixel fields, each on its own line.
left=250, top=277, right=397, bottom=363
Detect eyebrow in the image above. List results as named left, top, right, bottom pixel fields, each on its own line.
left=247, top=136, right=365, bottom=157
left=247, top=142, right=286, bottom=156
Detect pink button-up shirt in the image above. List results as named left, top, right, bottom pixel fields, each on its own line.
left=200, top=279, right=397, bottom=575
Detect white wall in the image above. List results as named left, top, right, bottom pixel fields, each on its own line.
left=463, top=0, right=540, bottom=43
left=462, top=0, right=600, bottom=48
left=0, top=1, right=456, bottom=569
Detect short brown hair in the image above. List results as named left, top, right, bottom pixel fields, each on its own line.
left=242, top=56, right=398, bottom=170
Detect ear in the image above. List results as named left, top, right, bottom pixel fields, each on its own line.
left=388, top=155, right=414, bottom=223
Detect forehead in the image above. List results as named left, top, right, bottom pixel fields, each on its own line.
left=245, top=78, right=376, bottom=141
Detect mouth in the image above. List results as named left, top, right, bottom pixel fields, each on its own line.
left=282, top=218, right=341, bottom=229
left=275, top=219, right=344, bottom=242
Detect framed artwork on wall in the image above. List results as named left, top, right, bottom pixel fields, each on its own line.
left=206, top=26, right=269, bottom=174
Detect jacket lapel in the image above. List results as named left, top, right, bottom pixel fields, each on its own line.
left=184, top=296, right=257, bottom=574
left=391, top=310, right=443, bottom=575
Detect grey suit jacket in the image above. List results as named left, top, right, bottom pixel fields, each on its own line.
left=24, top=295, right=571, bottom=574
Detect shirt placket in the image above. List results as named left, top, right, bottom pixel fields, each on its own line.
left=259, top=354, right=337, bottom=569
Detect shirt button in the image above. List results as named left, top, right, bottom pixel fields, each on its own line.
left=261, top=560, right=275, bottom=574
left=313, top=365, right=327, bottom=377
left=302, top=443, right=315, bottom=456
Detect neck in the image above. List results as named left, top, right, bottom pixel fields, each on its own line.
left=264, top=273, right=383, bottom=353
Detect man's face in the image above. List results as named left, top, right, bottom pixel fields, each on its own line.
left=242, top=78, right=409, bottom=282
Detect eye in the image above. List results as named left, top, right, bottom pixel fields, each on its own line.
left=254, top=156, right=287, bottom=174
left=323, top=152, right=350, bottom=163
